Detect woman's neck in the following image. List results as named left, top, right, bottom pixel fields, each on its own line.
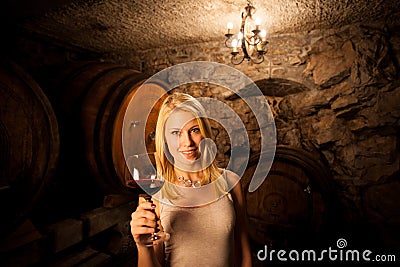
left=174, top=168, right=203, bottom=181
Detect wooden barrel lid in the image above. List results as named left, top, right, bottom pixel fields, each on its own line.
left=241, top=145, right=340, bottom=248
left=57, top=61, right=168, bottom=194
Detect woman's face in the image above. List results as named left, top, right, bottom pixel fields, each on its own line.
left=164, top=109, right=203, bottom=168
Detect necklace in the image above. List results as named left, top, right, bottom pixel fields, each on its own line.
left=177, top=175, right=201, bottom=188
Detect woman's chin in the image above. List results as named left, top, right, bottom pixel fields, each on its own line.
left=179, top=157, right=197, bottom=165
left=174, top=155, right=202, bottom=170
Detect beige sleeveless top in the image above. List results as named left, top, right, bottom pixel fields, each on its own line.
left=159, top=180, right=236, bottom=267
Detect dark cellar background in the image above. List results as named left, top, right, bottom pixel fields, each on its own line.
left=0, top=0, right=399, bottom=266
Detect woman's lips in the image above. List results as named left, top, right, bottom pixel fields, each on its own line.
left=180, top=149, right=197, bottom=159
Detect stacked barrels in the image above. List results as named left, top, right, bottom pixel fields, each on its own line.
left=0, top=60, right=168, bottom=236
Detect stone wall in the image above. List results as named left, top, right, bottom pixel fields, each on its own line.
left=133, top=23, right=400, bottom=247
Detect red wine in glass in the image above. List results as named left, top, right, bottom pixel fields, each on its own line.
left=125, top=179, right=164, bottom=196
left=124, top=153, right=169, bottom=246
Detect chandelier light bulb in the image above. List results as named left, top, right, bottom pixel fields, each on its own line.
left=231, top=39, right=238, bottom=52
left=227, top=22, right=233, bottom=34
left=260, top=29, right=267, bottom=41
left=231, top=39, right=238, bottom=47
left=255, top=17, right=261, bottom=30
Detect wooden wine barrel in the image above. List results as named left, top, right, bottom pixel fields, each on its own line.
left=241, top=145, right=341, bottom=248
left=56, top=61, right=168, bottom=194
left=0, top=60, right=59, bottom=237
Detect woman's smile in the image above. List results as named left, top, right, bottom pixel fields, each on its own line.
left=179, top=148, right=198, bottom=159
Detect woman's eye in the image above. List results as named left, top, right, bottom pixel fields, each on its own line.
left=191, top=128, right=200, bottom=133
left=171, top=130, right=180, bottom=135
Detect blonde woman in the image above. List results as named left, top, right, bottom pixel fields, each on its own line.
left=130, top=92, right=252, bottom=267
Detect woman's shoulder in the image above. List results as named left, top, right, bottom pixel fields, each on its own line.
left=218, top=167, right=238, bottom=176
left=219, top=168, right=241, bottom=188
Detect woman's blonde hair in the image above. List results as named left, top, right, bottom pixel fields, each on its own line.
left=155, top=92, right=227, bottom=199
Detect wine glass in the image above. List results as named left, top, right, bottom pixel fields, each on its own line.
left=124, top=152, right=169, bottom=247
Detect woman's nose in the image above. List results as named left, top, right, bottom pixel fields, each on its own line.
left=180, top=131, right=193, bottom=147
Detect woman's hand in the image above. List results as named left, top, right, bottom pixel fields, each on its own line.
left=130, top=196, right=159, bottom=246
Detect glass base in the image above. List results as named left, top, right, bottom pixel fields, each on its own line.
left=138, top=232, right=170, bottom=247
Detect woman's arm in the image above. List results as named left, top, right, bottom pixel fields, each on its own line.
left=130, top=197, right=165, bottom=267
left=227, top=170, right=253, bottom=267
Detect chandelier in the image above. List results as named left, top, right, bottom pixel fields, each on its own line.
left=224, top=0, right=268, bottom=65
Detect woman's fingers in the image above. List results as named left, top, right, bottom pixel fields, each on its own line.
left=133, top=202, right=156, bottom=220
left=137, top=196, right=155, bottom=205
left=131, top=215, right=157, bottom=228
left=130, top=200, right=159, bottom=242
left=135, top=201, right=156, bottom=212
